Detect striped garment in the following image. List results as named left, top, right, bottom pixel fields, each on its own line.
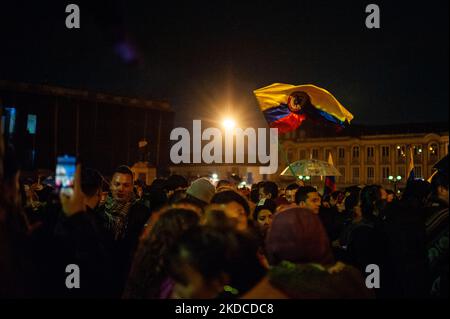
left=103, top=194, right=137, bottom=240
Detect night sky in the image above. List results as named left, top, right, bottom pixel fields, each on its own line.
left=1, top=0, right=448, bottom=129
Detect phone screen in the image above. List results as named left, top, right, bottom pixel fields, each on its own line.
left=55, top=155, right=76, bottom=196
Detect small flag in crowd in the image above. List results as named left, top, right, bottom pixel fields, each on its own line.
left=407, top=146, right=415, bottom=182
left=323, top=152, right=336, bottom=197
left=254, top=83, right=354, bottom=133
left=427, top=170, right=437, bottom=183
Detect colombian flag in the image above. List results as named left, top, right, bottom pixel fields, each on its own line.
left=324, top=152, right=337, bottom=197
left=254, top=83, right=354, bottom=134
left=407, top=146, right=415, bottom=182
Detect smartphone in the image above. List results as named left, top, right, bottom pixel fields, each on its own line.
left=55, top=155, right=76, bottom=197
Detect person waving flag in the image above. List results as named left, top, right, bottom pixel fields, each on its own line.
left=254, top=83, right=354, bottom=133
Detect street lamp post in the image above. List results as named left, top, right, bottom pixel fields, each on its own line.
left=388, top=175, right=402, bottom=193
left=298, top=175, right=311, bottom=185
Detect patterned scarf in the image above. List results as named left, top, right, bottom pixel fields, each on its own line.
left=104, top=193, right=136, bottom=240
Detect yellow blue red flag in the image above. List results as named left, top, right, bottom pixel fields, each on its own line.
left=254, top=83, right=354, bottom=133
left=407, top=146, right=415, bottom=182
left=324, top=152, right=337, bottom=196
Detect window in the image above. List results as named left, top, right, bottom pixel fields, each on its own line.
left=338, top=148, right=345, bottom=159
left=414, top=166, right=423, bottom=179
left=287, top=149, right=294, bottom=162
left=396, top=145, right=406, bottom=159
left=413, top=144, right=423, bottom=156
left=352, top=146, right=360, bottom=159
left=367, top=146, right=374, bottom=159
left=397, top=166, right=406, bottom=179
left=352, top=167, right=360, bottom=183
left=367, top=167, right=375, bottom=179
left=381, top=146, right=390, bottom=158
left=382, top=166, right=390, bottom=180
left=429, top=143, right=439, bottom=158
left=27, top=114, right=37, bottom=134
left=312, top=149, right=319, bottom=159
left=338, top=167, right=345, bottom=183
left=247, top=172, right=254, bottom=184
left=4, top=107, right=16, bottom=134
left=299, top=149, right=307, bottom=159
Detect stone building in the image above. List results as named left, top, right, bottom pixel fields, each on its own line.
left=277, top=122, right=448, bottom=190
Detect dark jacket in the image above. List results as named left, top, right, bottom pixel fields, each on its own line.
left=425, top=204, right=449, bottom=298
left=53, top=208, right=114, bottom=298
left=381, top=201, right=429, bottom=298
left=96, top=201, right=151, bottom=296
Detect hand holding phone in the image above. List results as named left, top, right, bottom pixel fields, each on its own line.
left=55, top=155, right=76, bottom=197
left=59, top=162, right=86, bottom=216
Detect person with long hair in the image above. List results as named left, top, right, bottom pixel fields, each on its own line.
left=123, top=208, right=199, bottom=299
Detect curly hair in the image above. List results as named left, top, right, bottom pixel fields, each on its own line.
left=123, top=208, right=199, bottom=299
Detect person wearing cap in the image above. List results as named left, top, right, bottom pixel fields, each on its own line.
left=185, top=177, right=215, bottom=208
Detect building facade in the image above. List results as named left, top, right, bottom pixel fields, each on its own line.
left=276, top=122, right=449, bottom=191
left=0, top=80, right=174, bottom=176
left=169, top=164, right=265, bottom=185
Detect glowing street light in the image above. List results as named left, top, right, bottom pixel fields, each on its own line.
left=388, top=175, right=402, bottom=193
left=222, top=118, right=236, bottom=130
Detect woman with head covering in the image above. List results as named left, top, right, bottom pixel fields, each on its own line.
left=243, top=207, right=373, bottom=299
left=266, top=207, right=334, bottom=266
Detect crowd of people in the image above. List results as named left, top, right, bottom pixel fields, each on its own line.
left=0, top=144, right=448, bottom=299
